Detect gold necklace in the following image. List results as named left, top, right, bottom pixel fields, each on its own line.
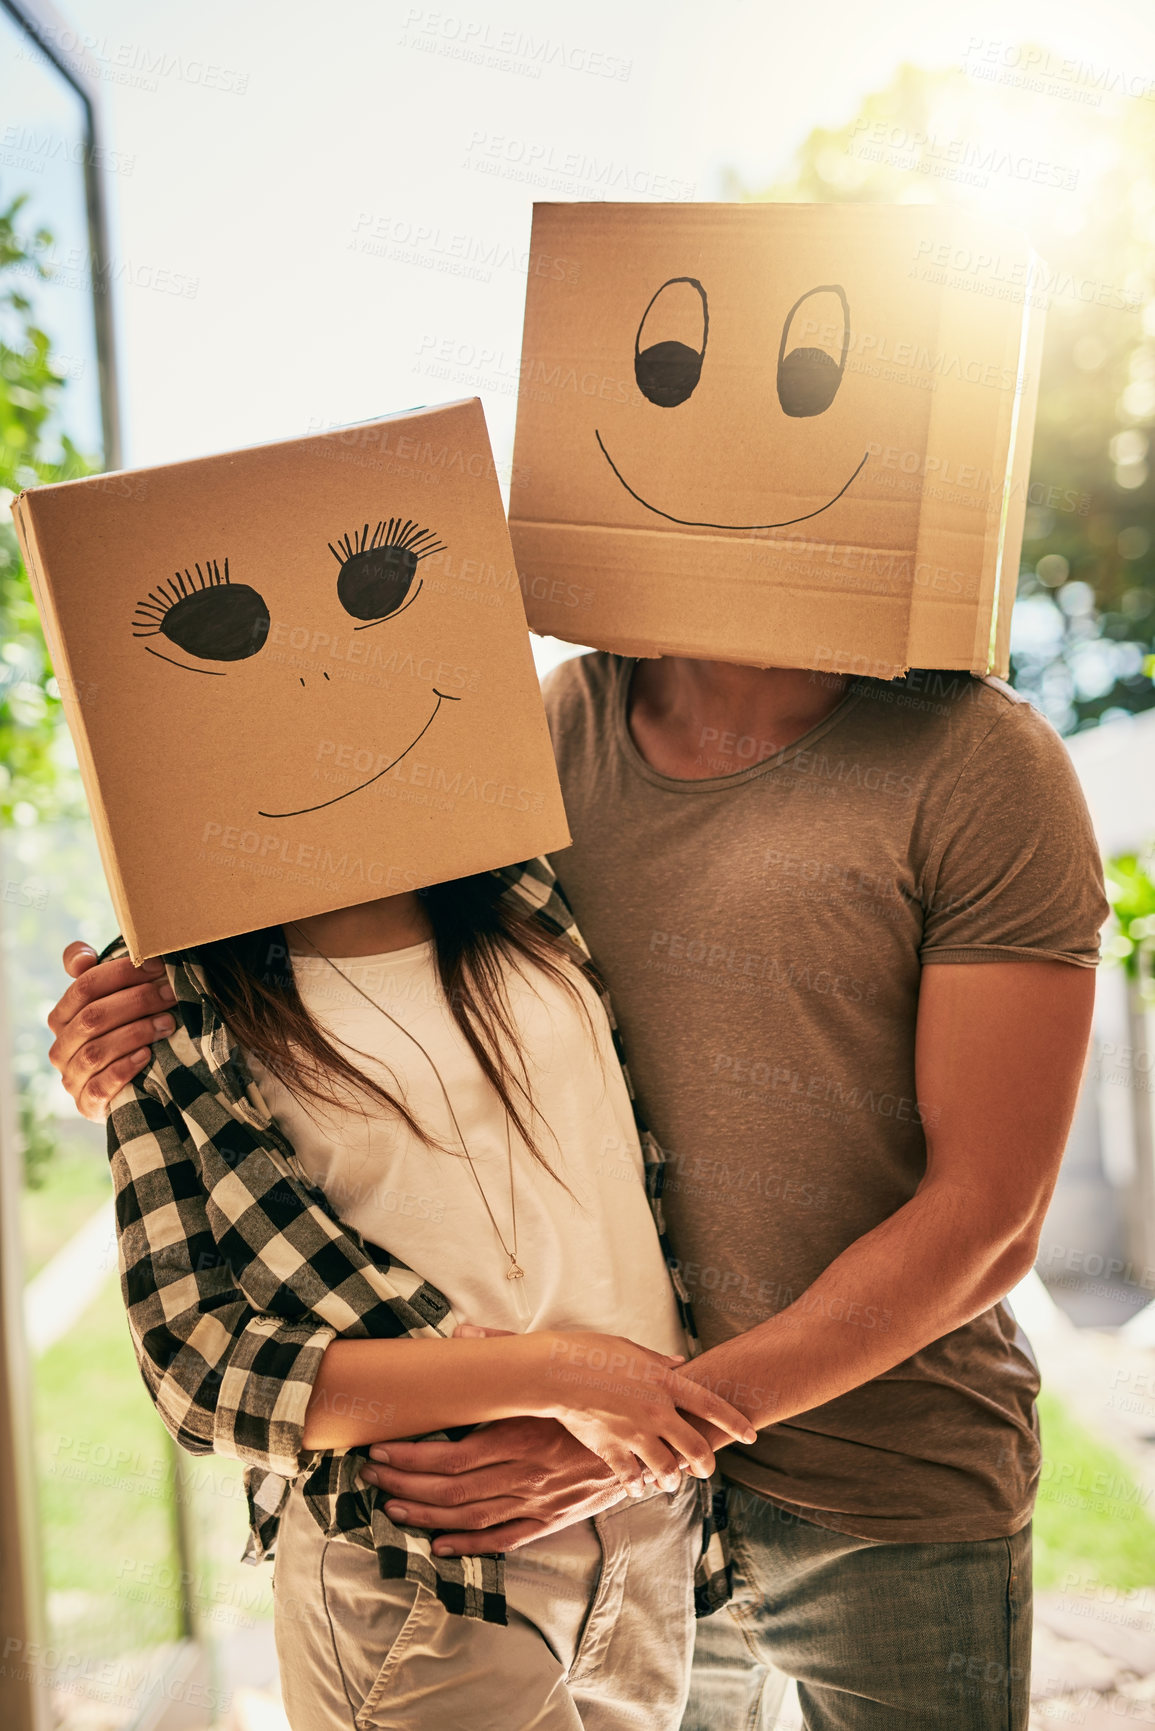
left=286, top=924, right=526, bottom=1285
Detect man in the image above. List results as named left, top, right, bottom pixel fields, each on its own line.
left=49, top=651, right=1104, bottom=1728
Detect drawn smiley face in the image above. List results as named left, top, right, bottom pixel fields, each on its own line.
left=130, top=518, right=460, bottom=818
left=594, top=275, right=870, bottom=530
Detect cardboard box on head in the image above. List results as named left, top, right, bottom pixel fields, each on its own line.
left=14, top=397, right=570, bottom=962
left=509, top=202, right=1046, bottom=681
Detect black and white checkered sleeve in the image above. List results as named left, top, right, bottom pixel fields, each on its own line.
left=107, top=1082, right=336, bottom=1479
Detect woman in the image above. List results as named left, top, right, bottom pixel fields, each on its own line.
left=103, top=854, right=753, bottom=1731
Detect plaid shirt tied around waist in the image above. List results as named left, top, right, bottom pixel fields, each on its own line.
left=104, top=856, right=731, bottom=1624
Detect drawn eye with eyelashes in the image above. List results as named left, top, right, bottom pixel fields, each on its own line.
left=131, top=558, right=270, bottom=673
left=131, top=517, right=448, bottom=676
left=130, top=518, right=461, bottom=818
left=330, top=518, right=446, bottom=629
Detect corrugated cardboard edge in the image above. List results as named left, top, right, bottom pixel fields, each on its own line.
left=128, top=820, right=576, bottom=963
left=16, top=397, right=489, bottom=502
left=904, top=217, right=1032, bottom=679
left=967, top=252, right=1044, bottom=677
left=973, top=293, right=1020, bottom=675
left=11, top=489, right=141, bottom=958
left=515, top=518, right=914, bottom=677
left=988, top=259, right=1046, bottom=680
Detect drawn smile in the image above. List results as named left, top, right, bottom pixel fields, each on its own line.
left=258, top=688, right=461, bottom=819
left=594, top=430, right=870, bottom=531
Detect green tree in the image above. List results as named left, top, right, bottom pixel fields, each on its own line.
left=1, top=186, right=100, bottom=1181
left=1104, top=848, right=1155, bottom=996
left=729, top=54, right=1155, bottom=733
left=1, top=187, right=94, bottom=822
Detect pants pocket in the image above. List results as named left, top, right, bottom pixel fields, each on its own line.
left=353, top=1585, right=437, bottom=1731
left=351, top=1587, right=581, bottom=1731
left=313, top=1529, right=426, bottom=1728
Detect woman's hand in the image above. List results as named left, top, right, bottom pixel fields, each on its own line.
left=534, top=1330, right=757, bottom=1495
left=304, top=1326, right=755, bottom=1483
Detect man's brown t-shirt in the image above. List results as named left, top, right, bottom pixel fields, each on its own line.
left=543, top=654, right=1109, bottom=1543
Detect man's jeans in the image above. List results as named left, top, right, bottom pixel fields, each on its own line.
left=682, top=1485, right=1031, bottom=1730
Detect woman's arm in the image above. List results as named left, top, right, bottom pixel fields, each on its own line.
left=108, top=1080, right=338, bottom=1479
left=303, top=1330, right=756, bottom=1491
left=302, top=1335, right=562, bottom=1451
left=110, top=1069, right=753, bottom=1493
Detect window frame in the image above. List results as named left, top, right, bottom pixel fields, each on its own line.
left=1, top=7, right=121, bottom=1727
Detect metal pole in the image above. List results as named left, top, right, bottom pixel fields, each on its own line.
left=0, top=854, right=50, bottom=1731
left=1125, top=969, right=1155, bottom=1275
left=0, top=10, right=123, bottom=1724
left=0, top=0, right=123, bottom=471
left=165, top=1434, right=196, bottom=1643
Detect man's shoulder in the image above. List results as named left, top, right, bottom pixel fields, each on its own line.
left=854, top=669, right=1056, bottom=756
left=851, top=673, right=1094, bottom=855
left=540, top=650, right=621, bottom=741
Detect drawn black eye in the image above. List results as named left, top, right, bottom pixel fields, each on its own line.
left=634, top=277, right=708, bottom=407
left=330, top=519, right=446, bottom=629
left=132, top=559, right=269, bottom=667
left=777, top=285, right=850, bottom=418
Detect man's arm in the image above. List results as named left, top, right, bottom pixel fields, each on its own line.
left=364, top=959, right=1093, bottom=1553
left=49, top=944, right=175, bottom=1118
left=676, top=957, right=1093, bottom=1419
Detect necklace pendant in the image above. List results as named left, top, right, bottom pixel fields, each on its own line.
left=506, top=1262, right=525, bottom=1280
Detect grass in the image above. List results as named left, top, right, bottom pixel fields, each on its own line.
left=33, top=1274, right=183, bottom=1657
left=1033, top=1387, right=1155, bottom=1591
left=20, top=1120, right=111, bottom=1280
left=31, top=1262, right=272, bottom=1671
left=178, top=1451, right=275, bottom=1636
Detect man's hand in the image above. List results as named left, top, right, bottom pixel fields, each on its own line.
left=48, top=942, right=176, bottom=1120
left=357, top=1323, right=730, bottom=1554
left=359, top=1416, right=628, bottom=1555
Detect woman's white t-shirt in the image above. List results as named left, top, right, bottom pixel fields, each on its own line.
left=248, top=941, right=685, bottom=1359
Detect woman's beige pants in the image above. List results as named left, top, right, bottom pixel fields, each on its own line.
left=272, top=1475, right=701, bottom=1731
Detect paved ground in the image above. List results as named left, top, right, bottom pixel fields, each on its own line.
left=24, top=1197, right=116, bottom=1358
left=1011, top=1274, right=1155, bottom=1727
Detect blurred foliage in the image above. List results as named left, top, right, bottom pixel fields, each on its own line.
left=19, top=1093, right=58, bottom=1189
left=1034, top=1389, right=1155, bottom=1590
left=5, top=819, right=115, bottom=1187
left=1104, top=847, right=1155, bottom=994
left=732, top=54, right=1155, bottom=733
left=35, top=1276, right=183, bottom=1659
left=0, top=186, right=95, bottom=824
left=1, top=184, right=102, bottom=1185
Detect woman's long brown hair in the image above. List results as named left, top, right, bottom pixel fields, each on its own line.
left=193, top=873, right=593, bottom=1182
